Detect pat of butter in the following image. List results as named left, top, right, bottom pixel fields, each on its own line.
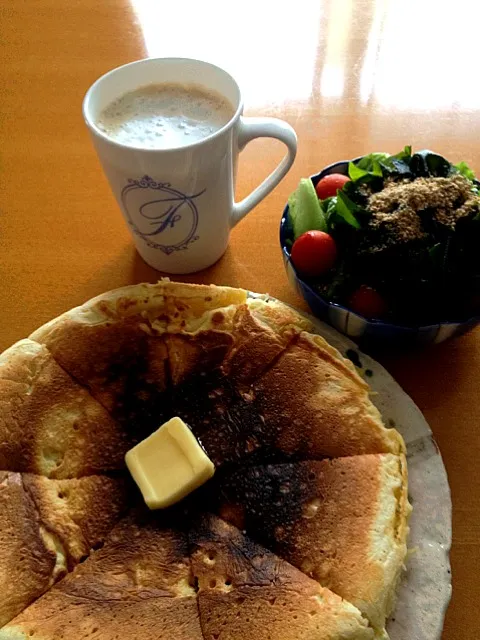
left=125, top=417, right=215, bottom=509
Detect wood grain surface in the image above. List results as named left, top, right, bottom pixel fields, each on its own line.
left=1, top=1, right=479, bottom=637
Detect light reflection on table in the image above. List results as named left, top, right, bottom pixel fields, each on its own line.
left=1, top=2, right=480, bottom=638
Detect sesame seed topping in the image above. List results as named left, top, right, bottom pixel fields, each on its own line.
left=367, top=175, right=479, bottom=243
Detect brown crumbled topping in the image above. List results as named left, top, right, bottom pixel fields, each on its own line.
left=367, top=175, right=479, bottom=242
left=357, top=183, right=373, bottom=198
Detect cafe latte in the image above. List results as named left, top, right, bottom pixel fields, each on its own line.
left=97, top=83, right=234, bottom=149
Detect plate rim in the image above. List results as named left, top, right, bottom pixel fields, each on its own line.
left=249, top=292, right=453, bottom=639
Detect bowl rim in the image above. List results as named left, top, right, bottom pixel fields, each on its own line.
left=280, top=156, right=480, bottom=331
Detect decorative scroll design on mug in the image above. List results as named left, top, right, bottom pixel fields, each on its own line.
left=121, top=175, right=205, bottom=255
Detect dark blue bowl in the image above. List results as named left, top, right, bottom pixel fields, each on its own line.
left=280, top=159, right=480, bottom=348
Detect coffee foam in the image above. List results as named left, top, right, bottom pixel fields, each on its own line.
left=97, top=83, right=234, bottom=149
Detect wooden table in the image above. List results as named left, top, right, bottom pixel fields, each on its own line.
left=1, top=0, right=479, bottom=637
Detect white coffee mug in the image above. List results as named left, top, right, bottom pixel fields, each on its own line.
left=82, top=58, right=297, bottom=274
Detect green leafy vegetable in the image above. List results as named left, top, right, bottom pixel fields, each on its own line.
left=348, top=159, right=383, bottom=182
left=356, top=152, right=389, bottom=171
left=322, top=196, right=338, bottom=224
left=288, top=178, right=327, bottom=238
left=454, top=161, right=476, bottom=182
left=379, top=146, right=413, bottom=177
left=392, top=145, right=412, bottom=162
left=429, top=242, right=444, bottom=268
left=334, top=191, right=362, bottom=229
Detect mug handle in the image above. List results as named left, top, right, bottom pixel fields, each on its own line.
left=230, top=117, right=297, bottom=228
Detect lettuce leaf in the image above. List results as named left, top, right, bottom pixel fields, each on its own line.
left=356, top=152, right=390, bottom=171
left=454, top=160, right=476, bottom=182
left=333, top=191, right=362, bottom=229
left=379, top=146, right=412, bottom=177
left=393, top=145, right=412, bottom=162
left=348, top=159, right=383, bottom=182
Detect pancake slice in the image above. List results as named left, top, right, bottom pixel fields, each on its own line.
left=162, top=281, right=248, bottom=332
left=220, top=299, right=304, bottom=385
left=165, top=298, right=296, bottom=387
left=23, top=474, right=130, bottom=567
left=28, top=282, right=246, bottom=435
left=0, top=340, right=129, bottom=478
left=246, top=296, right=314, bottom=337
left=209, top=455, right=410, bottom=633
left=0, top=472, right=59, bottom=628
left=29, top=285, right=171, bottom=430
left=0, top=472, right=128, bottom=627
left=190, top=513, right=374, bottom=640
left=166, top=296, right=312, bottom=387
left=166, top=328, right=235, bottom=386
left=0, top=512, right=203, bottom=640
left=253, top=332, right=404, bottom=458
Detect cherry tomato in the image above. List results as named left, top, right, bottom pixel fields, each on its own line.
left=349, top=286, right=387, bottom=319
left=315, top=173, right=350, bottom=200
left=291, top=231, right=337, bottom=277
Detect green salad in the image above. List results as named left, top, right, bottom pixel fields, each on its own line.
left=287, top=147, right=480, bottom=324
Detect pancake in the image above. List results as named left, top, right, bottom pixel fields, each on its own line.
left=219, top=298, right=310, bottom=385
left=28, top=282, right=244, bottom=435
left=190, top=513, right=375, bottom=640
left=252, top=332, right=404, bottom=458
left=30, top=283, right=402, bottom=462
left=0, top=512, right=203, bottom=640
left=208, top=455, right=410, bottom=633
left=0, top=340, right=129, bottom=477
left=162, top=280, right=247, bottom=330
left=166, top=296, right=312, bottom=386
left=29, top=284, right=171, bottom=428
left=0, top=281, right=411, bottom=638
left=0, top=472, right=128, bottom=627
left=23, top=474, right=130, bottom=567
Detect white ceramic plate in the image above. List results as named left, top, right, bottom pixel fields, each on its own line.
left=253, top=295, right=453, bottom=640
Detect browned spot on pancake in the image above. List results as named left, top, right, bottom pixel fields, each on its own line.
left=207, top=457, right=388, bottom=610
left=4, top=512, right=203, bottom=640
left=221, top=305, right=291, bottom=385
left=211, top=311, right=225, bottom=324
left=191, top=514, right=371, bottom=640
left=165, top=371, right=270, bottom=468
left=166, top=331, right=233, bottom=386
left=218, top=504, right=245, bottom=531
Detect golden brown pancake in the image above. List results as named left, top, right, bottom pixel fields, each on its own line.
left=0, top=281, right=410, bottom=639
left=167, top=296, right=312, bottom=386
left=156, top=297, right=302, bottom=387
left=166, top=328, right=235, bottom=386
left=0, top=512, right=203, bottom=640
left=219, top=300, right=303, bottom=385
left=0, top=472, right=58, bottom=628
left=252, top=332, right=404, bottom=458
left=162, top=281, right=248, bottom=331
left=208, top=455, right=410, bottom=633
left=23, top=474, right=130, bottom=567
left=30, top=283, right=402, bottom=462
left=190, top=513, right=374, bottom=640
left=0, top=340, right=129, bottom=477
left=29, top=287, right=171, bottom=428
left=0, top=472, right=128, bottom=627
left=28, top=282, right=244, bottom=435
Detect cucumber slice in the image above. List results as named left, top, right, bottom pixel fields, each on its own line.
left=288, top=178, right=327, bottom=239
